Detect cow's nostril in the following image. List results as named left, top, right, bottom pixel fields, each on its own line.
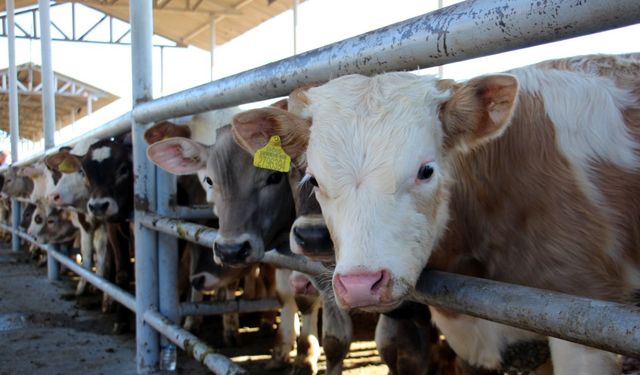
left=237, top=241, right=251, bottom=261
left=191, top=275, right=205, bottom=291
left=371, top=271, right=386, bottom=292
left=293, top=226, right=305, bottom=246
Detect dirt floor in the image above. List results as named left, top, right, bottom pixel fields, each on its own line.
left=0, top=244, right=388, bottom=375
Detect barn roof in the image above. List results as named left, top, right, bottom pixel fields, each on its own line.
left=0, top=62, right=118, bottom=141
left=0, top=0, right=302, bottom=51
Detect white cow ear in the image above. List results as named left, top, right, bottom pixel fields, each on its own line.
left=146, top=137, right=209, bottom=175
left=440, top=74, right=518, bottom=153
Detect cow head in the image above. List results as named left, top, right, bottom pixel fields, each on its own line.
left=231, top=101, right=334, bottom=262
left=19, top=160, right=61, bottom=204
left=48, top=136, right=133, bottom=221
left=147, top=125, right=295, bottom=266
left=1, top=166, right=34, bottom=198
left=143, top=121, right=214, bottom=204
left=235, top=73, right=518, bottom=311
left=45, top=140, right=98, bottom=209
left=190, top=246, right=250, bottom=291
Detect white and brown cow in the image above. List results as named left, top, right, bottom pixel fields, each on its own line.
left=233, top=99, right=461, bottom=375
left=230, top=53, right=640, bottom=374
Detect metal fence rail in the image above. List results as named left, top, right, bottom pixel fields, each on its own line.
left=132, top=0, right=640, bottom=123
left=3, top=0, right=640, bottom=373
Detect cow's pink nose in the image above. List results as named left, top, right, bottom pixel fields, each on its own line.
left=49, top=193, right=61, bottom=205
left=290, top=274, right=317, bottom=295
left=334, top=270, right=389, bottom=308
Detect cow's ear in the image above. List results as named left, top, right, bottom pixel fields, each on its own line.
left=144, top=121, right=192, bottom=145
left=440, top=74, right=518, bottom=152
left=271, top=98, right=288, bottom=111
left=231, top=107, right=311, bottom=164
left=45, top=152, right=82, bottom=174
left=19, top=166, right=42, bottom=179
left=146, top=137, right=208, bottom=175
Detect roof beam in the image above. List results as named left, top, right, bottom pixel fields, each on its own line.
left=182, top=0, right=252, bottom=44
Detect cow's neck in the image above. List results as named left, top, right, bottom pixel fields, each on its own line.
left=430, top=92, right=634, bottom=302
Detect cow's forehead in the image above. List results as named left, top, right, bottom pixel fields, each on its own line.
left=306, top=73, right=449, bottom=193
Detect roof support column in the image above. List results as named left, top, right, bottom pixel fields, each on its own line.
left=39, top=0, right=59, bottom=280
left=39, top=0, right=56, bottom=150
left=293, top=0, right=298, bottom=54
left=7, top=0, right=21, bottom=254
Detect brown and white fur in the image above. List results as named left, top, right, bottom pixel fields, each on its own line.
left=230, top=53, right=640, bottom=374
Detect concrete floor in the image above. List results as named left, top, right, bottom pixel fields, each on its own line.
left=0, top=244, right=387, bottom=375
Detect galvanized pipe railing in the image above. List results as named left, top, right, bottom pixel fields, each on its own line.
left=143, top=309, right=247, bottom=374
left=0, top=223, right=136, bottom=312
left=179, top=298, right=281, bottom=317
left=137, top=213, right=640, bottom=357
left=133, top=0, right=640, bottom=123
left=411, top=271, right=640, bottom=358
left=2, top=222, right=247, bottom=374
left=137, top=211, right=329, bottom=276
left=12, top=113, right=131, bottom=168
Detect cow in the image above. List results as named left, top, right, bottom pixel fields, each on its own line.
left=47, top=134, right=134, bottom=333
left=45, top=138, right=110, bottom=298
left=146, top=123, right=318, bottom=370
left=228, top=54, right=640, bottom=374
left=233, top=101, right=464, bottom=375
left=143, top=120, right=271, bottom=346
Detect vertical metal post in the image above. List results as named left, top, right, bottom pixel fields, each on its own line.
left=209, top=16, right=215, bottom=81
left=157, top=169, right=179, bottom=342
left=130, top=1, right=159, bottom=372
left=437, top=0, right=444, bottom=78
left=293, top=0, right=299, bottom=55
left=159, top=46, right=165, bottom=96
left=87, top=96, right=93, bottom=115
left=39, top=0, right=59, bottom=280
left=7, top=0, right=20, bottom=253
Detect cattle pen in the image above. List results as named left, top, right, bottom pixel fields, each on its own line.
left=2, top=0, right=640, bottom=373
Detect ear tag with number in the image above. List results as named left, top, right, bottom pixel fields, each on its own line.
left=58, top=159, right=76, bottom=173
left=253, top=136, right=291, bottom=173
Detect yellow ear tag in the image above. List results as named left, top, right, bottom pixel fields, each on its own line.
left=58, top=159, right=76, bottom=173
left=253, top=136, right=291, bottom=173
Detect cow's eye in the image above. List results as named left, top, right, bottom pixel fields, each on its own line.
left=266, top=172, right=284, bottom=185
left=417, top=163, right=435, bottom=181
left=116, top=165, right=129, bottom=178
left=203, top=176, right=213, bottom=186
left=34, top=215, right=42, bottom=224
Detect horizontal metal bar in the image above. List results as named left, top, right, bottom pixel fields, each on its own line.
left=410, top=270, right=640, bottom=358
left=138, top=211, right=217, bottom=247
left=133, top=0, right=640, bottom=124
left=13, top=113, right=132, bottom=168
left=14, top=197, right=33, bottom=205
left=0, top=223, right=136, bottom=312
left=143, top=309, right=247, bottom=375
left=170, top=205, right=217, bottom=220
left=179, top=298, right=280, bottom=317
left=137, top=211, right=328, bottom=276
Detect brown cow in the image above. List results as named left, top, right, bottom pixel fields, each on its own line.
left=229, top=54, right=640, bottom=374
